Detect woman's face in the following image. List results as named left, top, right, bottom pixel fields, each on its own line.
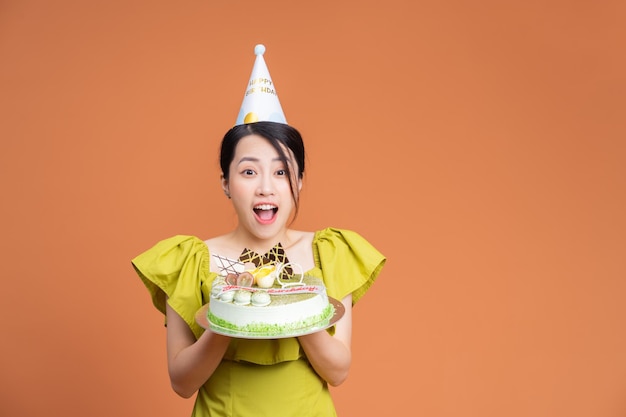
left=223, top=134, right=301, bottom=242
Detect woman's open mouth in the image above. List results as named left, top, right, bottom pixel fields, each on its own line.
left=253, top=204, right=278, bottom=224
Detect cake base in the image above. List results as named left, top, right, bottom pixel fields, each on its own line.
left=195, top=297, right=345, bottom=339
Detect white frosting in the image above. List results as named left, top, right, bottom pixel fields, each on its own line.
left=233, top=290, right=252, bottom=305
left=251, top=291, right=271, bottom=306
left=219, top=290, right=235, bottom=303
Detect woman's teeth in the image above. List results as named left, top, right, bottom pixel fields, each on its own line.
left=254, top=204, right=277, bottom=221
left=254, top=204, right=277, bottom=211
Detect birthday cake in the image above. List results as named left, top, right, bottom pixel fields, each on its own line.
left=207, top=262, right=335, bottom=337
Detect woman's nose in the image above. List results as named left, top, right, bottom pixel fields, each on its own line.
left=257, top=175, right=275, bottom=196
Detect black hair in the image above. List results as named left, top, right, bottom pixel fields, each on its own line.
left=220, top=121, right=306, bottom=216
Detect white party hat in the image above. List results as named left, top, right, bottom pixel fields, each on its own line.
left=235, top=44, right=287, bottom=125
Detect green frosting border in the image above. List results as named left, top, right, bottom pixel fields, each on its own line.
left=207, top=303, right=335, bottom=337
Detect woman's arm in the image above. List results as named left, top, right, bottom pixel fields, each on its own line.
left=297, top=293, right=353, bottom=386
left=165, top=301, right=231, bottom=398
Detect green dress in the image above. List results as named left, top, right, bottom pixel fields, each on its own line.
left=132, top=227, right=385, bottom=417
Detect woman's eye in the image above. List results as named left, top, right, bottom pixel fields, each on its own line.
left=276, top=169, right=287, bottom=176
left=243, top=169, right=255, bottom=176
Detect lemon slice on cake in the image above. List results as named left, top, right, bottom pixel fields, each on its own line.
left=252, top=265, right=277, bottom=288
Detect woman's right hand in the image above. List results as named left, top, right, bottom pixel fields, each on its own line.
left=165, top=302, right=231, bottom=398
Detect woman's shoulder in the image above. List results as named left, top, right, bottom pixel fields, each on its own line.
left=203, top=234, right=225, bottom=252
left=287, top=229, right=315, bottom=246
left=312, top=227, right=385, bottom=265
left=313, top=227, right=367, bottom=243
left=289, top=227, right=364, bottom=243
left=204, top=233, right=244, bottom=260
left=132, top=235, right=209, bottom=270
left=312, top=227, right=386, bottom=304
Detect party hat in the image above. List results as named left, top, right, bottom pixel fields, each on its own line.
left=235, top=44, right=287, bottom=125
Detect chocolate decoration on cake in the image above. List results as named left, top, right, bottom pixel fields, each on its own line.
left=239, top=243, right=294, bottom=279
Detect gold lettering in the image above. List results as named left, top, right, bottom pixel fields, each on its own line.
left=259, top=86, right=276, bottom=95
left=249, top=78, right=273, bottom=86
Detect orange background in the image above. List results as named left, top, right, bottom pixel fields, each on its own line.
left=1, top=1, right=625, bottom=416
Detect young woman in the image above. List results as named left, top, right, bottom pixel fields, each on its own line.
left=132, top=121, right=385, bottom=416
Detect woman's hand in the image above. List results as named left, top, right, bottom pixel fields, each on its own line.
left=165, top=302, right=231, bottom=398
left=297, top=294, right=353, bottom=386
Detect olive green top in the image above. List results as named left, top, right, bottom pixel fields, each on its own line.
left=132, top=227, right=385, bottom=416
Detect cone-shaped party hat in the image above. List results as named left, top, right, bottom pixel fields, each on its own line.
left=235, top=44, right=287, bottom=125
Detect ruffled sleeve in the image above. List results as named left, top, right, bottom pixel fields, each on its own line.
left=131, top=235, right=210, bottom=339
left=313, top=228, right=386, bottom=304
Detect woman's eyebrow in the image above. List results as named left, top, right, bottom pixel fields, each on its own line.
left=237, top=156, right=286, bottom=164
left=237, top=156, right=260, bottom=164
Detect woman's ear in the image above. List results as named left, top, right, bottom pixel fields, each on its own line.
left=221, top=174, right=230, bottom=199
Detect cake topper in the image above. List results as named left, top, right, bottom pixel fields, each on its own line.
left=239, top=243, right=294, bottom=278
left=235, top=44, right=287, bottom=126
left=212, top=253, right=245, bottom=275
left=211, top=243, right=310, bottom=291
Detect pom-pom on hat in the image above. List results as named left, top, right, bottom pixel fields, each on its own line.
left=235, top=44, right=287, bottom=125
